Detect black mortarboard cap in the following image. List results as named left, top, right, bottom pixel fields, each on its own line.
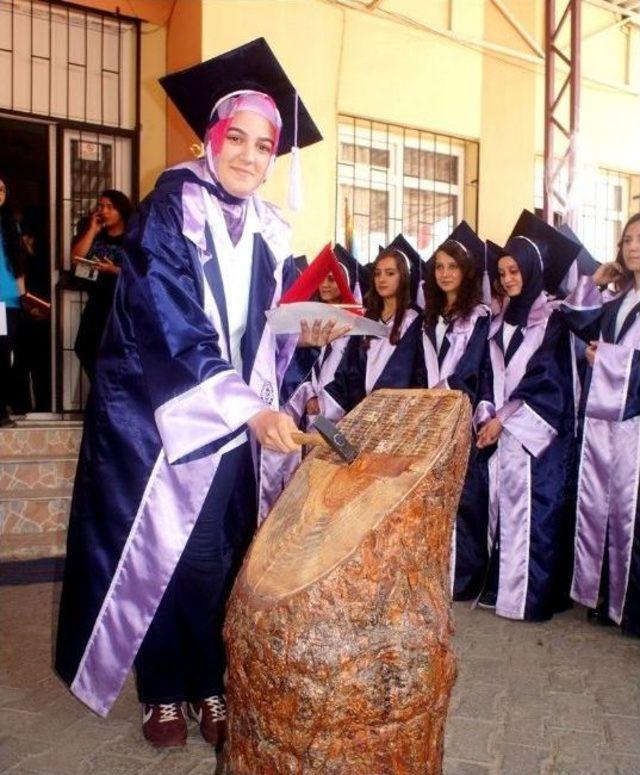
left=485, top=240, right=506, bottom=283
left=439, top=220, right=486, bottom=278
left=557, top=224, right=600, bottom=276
left=334, top=244, right=362, bottom=292
left=159, top=38, right=322, bottom=155
left=293, top=255, right=308, bottom=277
left=359, top=262, right=374, bottom=297
left=385, top=233, right=422, bottom=304
left=505, top=209, right=582, bottom=294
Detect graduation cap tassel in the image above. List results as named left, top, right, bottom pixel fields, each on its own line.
left=288, top=92, right=303, bottom=212
left=353, top=279, right=363, bottom=306
left=481, top=243, right=492, bottom=306
left=481, top=270, right=492, bottom=307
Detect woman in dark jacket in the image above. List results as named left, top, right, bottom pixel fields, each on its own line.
left=72, top=189, right=133, bottom=380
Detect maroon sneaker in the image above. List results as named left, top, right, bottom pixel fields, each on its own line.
left=188, top=695, right=226, bottom=749
left=142, top=702, right=187, bottom=748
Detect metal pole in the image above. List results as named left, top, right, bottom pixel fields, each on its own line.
left=543, top=0, right=581, bottom=226
left=543, top=0, right=555, bottom=224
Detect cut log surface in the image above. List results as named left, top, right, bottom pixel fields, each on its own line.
left=224, top=389, right=472, bottom=775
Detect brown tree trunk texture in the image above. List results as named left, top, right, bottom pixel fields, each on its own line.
left=223, top=389, right=471, bottom=775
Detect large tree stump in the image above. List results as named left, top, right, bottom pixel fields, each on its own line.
left=223, top=389, right=471, bottom=774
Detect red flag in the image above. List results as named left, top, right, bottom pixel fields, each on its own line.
left=280, top=243, right=357, bottom=307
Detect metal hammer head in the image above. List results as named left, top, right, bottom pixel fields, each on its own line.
left=312, top=416, right=358, bottom=464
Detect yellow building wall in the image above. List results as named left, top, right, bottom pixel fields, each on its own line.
left=195, top=0, right=485, bottom=256
left=139, top=24, right=168, bottom=197
left=479, top=0, right=538, bottom=244
left=157, top=0, right=640, bottom=253
left=166, top=0, right=203, bottom=167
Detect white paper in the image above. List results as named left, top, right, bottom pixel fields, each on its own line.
left=266, top=302, right=389, bottom=338
left=74, top=263, right=98, bottom=281
left=0, top=302, right=6, bottom=336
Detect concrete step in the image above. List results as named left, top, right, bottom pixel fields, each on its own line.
left=0, top=489, right=72, bottom=561
left=0, top=455, right=77, bottom=493
left=0, top=423, right=83, bottom=457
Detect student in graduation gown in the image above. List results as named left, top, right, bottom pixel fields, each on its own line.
left=286, top=247, right=362, bottom=430
left=387, top=232, right=426, bottom=310
left=320, top=246, right=422, bottom=420
left=418, top=221, right=491, bottom=600
left=474, top=210, right=581, bottom=621
left=54, top=38, right=345, bottom=750
left=559, top=212, right=640, bottom=637
left=263, top=249, right=362, bottom=499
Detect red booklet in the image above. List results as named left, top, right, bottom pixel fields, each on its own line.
left=22, top=292, right=51, bottom=318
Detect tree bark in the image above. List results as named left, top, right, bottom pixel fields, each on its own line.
left=224, top=389, right=471, bottom=775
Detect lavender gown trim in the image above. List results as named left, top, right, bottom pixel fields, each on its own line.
left=439, top=305, right=490, bottom=385
left=477, top=294, right=556, bottom=619
left=571, top=310, right=640, bottom=622
left=365, top=310, right=418, bottom=394
left=572, top=415, right=640, bottom=622
left=70, top=447, right=225, bottom=715
left=154, top=370, right=266, bottom=464
left=586, top=341, right=635, bottom=422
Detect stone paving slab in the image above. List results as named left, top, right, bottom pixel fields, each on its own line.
left=1, top=583, right=639, bottom=774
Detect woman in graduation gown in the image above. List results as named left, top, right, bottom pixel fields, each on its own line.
left=418, top=222, right=491, bottom=599
left=262, top=251, right=361, bottom=499
left=474, top=212, right=580, bottom=621
left=559, top=213, right=640, bottom=637
left=285, top=248, right=361, bottom=431
left=54, top=39, right=343, bottom=749
left=319, top=246, right=422, bottom=420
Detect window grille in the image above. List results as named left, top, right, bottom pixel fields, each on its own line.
left=336, top=115, right=479, bottom=263
left=535, top=159, right=638, bottom=262
left=0, top=0, right=137, bottom=129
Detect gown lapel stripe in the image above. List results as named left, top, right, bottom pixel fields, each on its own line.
left=616, top=302, right=640, bottom=344
left=202, top=226, right=231, bottom=359
left=69, top=443, right=233, bottom=716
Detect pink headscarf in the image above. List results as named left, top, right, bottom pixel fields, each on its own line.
left=204, top=90, right=282, bottom=184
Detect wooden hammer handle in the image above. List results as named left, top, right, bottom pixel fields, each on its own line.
left=291, top=431, right=329, bottom=448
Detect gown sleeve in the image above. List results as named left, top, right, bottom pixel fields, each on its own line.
left=320, top=338, right=366, bottom=421
left=585, top=341, right=640, bottom=421
left=124, top=191, right=266, bottom=464
left=559, top=274, right=604, bottom=343
left=500, top=312, right=574, bottom=457
left=473, top=341, right=497, bottom=430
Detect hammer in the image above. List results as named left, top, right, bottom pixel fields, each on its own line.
left=291, top=416, right=358, bottom=464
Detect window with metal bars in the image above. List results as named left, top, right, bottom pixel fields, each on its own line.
left=535, top=159, right=640, bottom=262
left=336, top=115, right=479, bottom=264
left=0, top=0, right=137, bottom=129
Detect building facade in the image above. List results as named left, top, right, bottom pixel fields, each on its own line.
left=2, top=0, right=639, bottom=414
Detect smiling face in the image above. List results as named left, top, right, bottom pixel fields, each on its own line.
left=215, top=110, right=276, bottom=198
left=498, top=255, right=524, bottom=297
left=319, top=272, right=342, bottom=304
left=374, top=256, right=401, bottom=300
left=434, top=250, right=463, bottom=297
left=621, top=220, right=640, bottom=274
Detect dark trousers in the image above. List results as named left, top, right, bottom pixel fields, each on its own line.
left=12, top=314, right=51, bottom=412
left=0, top=307, right=22, bottom=419
left=135, top=441, right=257, bottom=704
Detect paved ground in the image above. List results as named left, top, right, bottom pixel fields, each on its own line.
left=1, top=583, right=639, bottom=774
